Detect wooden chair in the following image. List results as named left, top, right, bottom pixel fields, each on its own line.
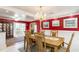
left=34, top=32, right=40, bottom=35
left=34, top=31, right=44, bottom=36
left=35, top=34, right=51, bottom=52
left=24, top=31, right=27, bottom=50
left=56, top=32, right=74, bottom=52
left=40, top=31, right=44, bottom=36
left=51, top=30, right=58, bottom=37
left=24, top=31, right=32, bottom=52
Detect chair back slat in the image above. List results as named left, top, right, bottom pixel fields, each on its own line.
left=66, top=33, right=74, bottom=52
left=51, top=30, right=58, bottom=37
left=35, top=34, right=46, bottom=52
left=25, top=32, right=32, bottom=52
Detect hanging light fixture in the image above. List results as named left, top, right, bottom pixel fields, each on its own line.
left=34, top=6, right=46, bottom=20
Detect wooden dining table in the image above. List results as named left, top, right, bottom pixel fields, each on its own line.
left=30, top=35, right=64, bottom=52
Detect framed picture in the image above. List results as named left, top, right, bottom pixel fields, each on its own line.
left=43, top=22, right=49, bottom=28
left=63, top=18, right=78, bottom=28
left=52, top=20, right=60, bottom=26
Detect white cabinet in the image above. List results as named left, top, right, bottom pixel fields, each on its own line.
left=0, top=32, right=6, bottom=50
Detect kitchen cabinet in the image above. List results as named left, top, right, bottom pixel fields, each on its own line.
left=0, top=22, right=13, bottom=39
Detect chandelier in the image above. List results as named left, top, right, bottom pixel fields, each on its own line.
left=34, top=6, right=46, bottom=20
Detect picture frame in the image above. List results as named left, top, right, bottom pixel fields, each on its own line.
left=52, top=20, right=60, bottom=26
left=43, top=22, right=49, bottom=28
left=63, top=18, right=78, bottom=28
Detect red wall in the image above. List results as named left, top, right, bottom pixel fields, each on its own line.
left=27, top=14, right=79, bottom=32
left=41, top=14, right=79, bottom=31
left=1, top=14, right=79, bottom=32
left=25, top=22, right=31, bottom=31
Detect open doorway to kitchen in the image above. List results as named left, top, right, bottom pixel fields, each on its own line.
left=7, top=23, right=26, bottom=46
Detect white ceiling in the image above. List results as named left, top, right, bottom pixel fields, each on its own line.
left=13, top=6, right=79, bottom=15
left=0, top=6, right=79, bottom=21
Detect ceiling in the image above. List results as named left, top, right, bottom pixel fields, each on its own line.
left=13, top=6, right=79, bottom=15
left=0, top=6, right=79, bottom=21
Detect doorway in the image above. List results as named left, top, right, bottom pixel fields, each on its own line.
left=30, top=22, right=37, bottom=34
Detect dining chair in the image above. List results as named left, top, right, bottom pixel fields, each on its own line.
left=34, top=31, right=44, bottom=36
left=35, top=34, right=51, bottom=52
left=24, top=31, right=33, bottom=52
left=56, top=32, right=74, bottom=52
left=24, top=31, right=27, bottom=50
left=40, top=31, right=44, bottom=36
left=51, top=30, right=58, bottom=37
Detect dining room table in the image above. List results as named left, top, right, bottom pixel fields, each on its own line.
left=29, top=34, right=64, bottom=52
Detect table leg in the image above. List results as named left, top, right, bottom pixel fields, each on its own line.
left=62, top=42, right=64, bottom=46
left=54, top=47, right=58, bottom=52
left=24, top=39, right=27, bottom=51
